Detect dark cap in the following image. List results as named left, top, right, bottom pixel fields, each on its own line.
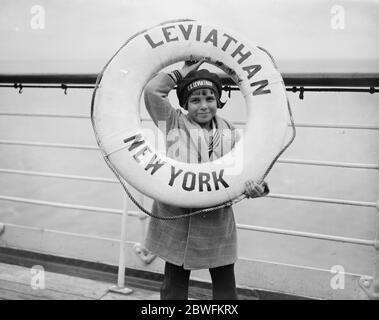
left=176, top=69, right=223, bottom=108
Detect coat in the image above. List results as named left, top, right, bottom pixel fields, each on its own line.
left=143, top=73, right=238, bottom=270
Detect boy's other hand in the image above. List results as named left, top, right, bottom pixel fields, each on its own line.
left=244, top=180, right=269, bottom=199
left=179, top=59, right=205, bottom=78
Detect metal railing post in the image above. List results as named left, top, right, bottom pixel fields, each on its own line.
left=109, top=191, right=133, bottom=295
left=359, top=199, right=379, bottom=299
left=133, top=193, right=156, bottom=264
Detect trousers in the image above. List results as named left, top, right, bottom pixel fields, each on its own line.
left=160, top=261, right=238, bottom=300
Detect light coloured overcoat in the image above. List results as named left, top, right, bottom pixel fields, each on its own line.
left=144, top=73, right=238, bottom=270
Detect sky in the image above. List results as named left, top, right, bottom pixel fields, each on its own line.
left=0, top=0, right=378, bottom=73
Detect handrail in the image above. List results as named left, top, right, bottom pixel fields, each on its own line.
left=0, top=72, right=378, bottom=87
left=0, top=112, right=89, bottom=119
left=267, top=194, right=377, bottom=208
left=0, top=188, right=376, bottom=210
left=276, top=159, right=378, bottom=170
left=0, top=195, right=375, bottom=247
left=0, top=168, right=377, bottom=207
left=0, top=169, right=118, bottom=183
left=237, top=224, right=375, bottom=246
left=0, top=195, right=139, bottom=217
left=1, top=112, right=379, bottom=130
left=0, top=140, right=377, bottom=170
left=232, top=120, right=379, bottom=130
left=0, top=140, right=98, bottom=150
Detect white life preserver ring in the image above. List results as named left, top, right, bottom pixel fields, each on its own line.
left=91, top=19, right=289, bottom=208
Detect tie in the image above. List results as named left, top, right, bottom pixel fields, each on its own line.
left=208, top=129, right=220, bottom=158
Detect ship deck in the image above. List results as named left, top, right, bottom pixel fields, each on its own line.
left=0, top=247, right=268, bottom=300
left=0, top=261, right=160, bottom=300
left=0, top=247, right=309, bottom=300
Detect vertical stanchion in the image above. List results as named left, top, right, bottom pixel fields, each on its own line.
left=109, top=192, right=133, bottom=295
left=372, top=200, right=379, bottom=297
left=359, top=199, right=379, bottom=299
left=134, top=193, right=157, bottom=264
left=139, top=193, right=147, bottom=239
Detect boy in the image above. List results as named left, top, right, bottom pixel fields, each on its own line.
left=144, top=60, right=268, bottom=300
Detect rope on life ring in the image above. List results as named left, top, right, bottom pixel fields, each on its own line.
left=91, top=19, right=296, bottom=219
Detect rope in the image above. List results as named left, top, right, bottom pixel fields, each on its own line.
left=259, top=99, right=296, bottom=183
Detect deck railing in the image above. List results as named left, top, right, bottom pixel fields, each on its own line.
left=0, top=73, right=378, bottom=299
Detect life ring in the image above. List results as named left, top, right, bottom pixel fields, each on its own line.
left=91, top=19, right=289, bottom=208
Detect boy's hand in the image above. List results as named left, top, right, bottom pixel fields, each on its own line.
left=179, top=59, right=205, bottom=78
left=244, top=180, right=269, bottom=199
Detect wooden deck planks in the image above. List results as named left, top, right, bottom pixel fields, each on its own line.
left=0, top=262, right=159, bottom=300
left=0, top=278, right=90, bottom=300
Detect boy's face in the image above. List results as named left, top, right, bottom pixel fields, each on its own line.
left=186, top=88, right=217, bottom=126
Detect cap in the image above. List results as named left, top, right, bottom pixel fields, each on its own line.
left=176, top=69, right=223, bottom=108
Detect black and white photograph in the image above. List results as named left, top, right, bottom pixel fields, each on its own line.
left=0, top=0, right=378, bottom=307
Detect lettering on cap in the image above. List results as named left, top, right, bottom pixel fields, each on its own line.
left=186, top=80, right=214, bottom=92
